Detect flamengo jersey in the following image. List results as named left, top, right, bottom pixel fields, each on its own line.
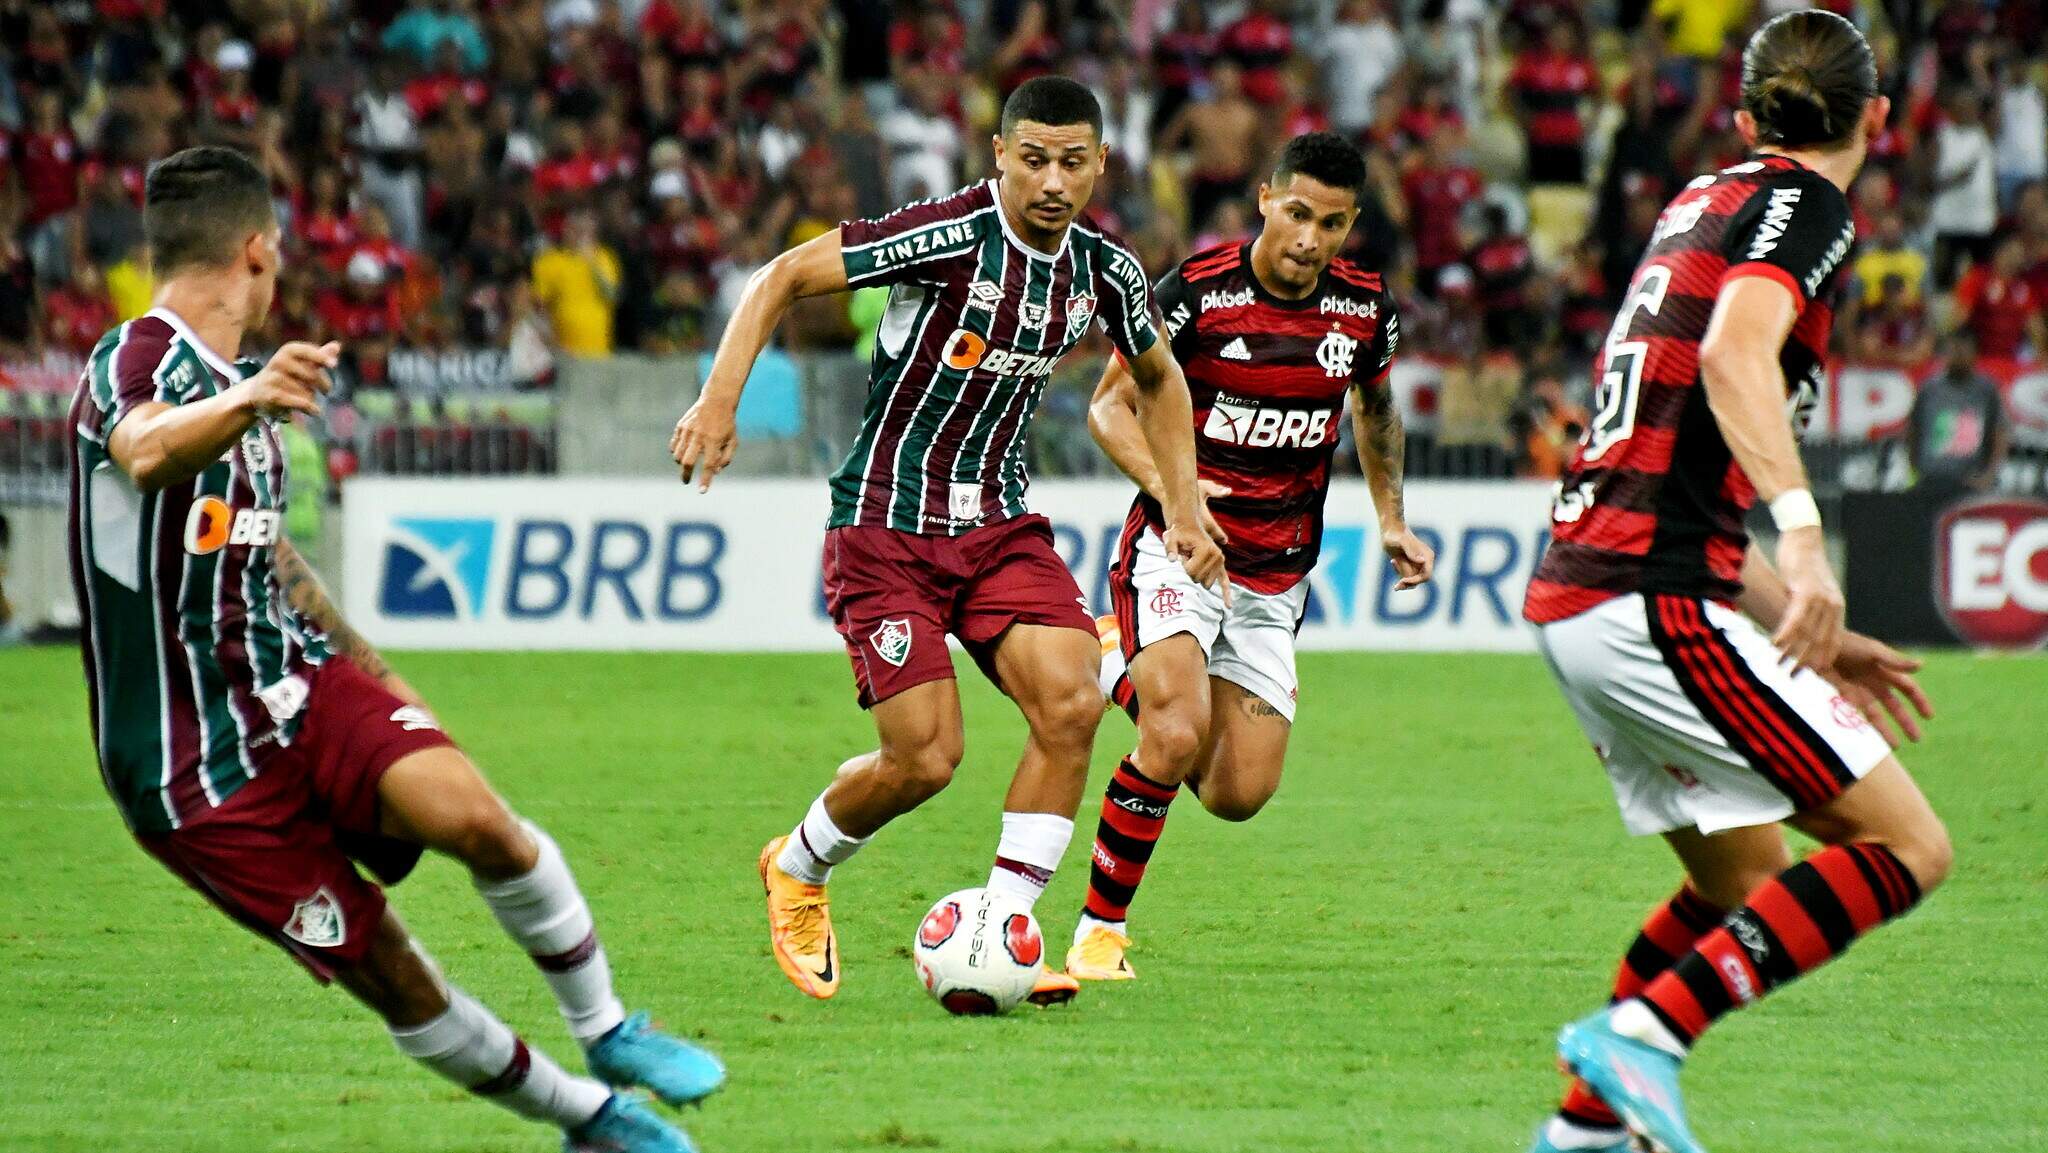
left=67, top=309, right=329, bottom=834
left=1524, top=154, right=1856, bottom=624
left=1133, top=243, right=1398, bottom=594
left=832, top=180, right=1160, bottom=534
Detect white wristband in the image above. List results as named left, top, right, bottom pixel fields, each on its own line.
left=1769, top=488, right=1822, bottom=532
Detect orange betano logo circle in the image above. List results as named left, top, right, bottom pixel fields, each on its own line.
left=942, top=329, right=987, bottom=370
left=184, top=497, right=233, bottom=554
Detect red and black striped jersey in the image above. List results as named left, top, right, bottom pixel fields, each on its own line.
left=1134, top=242, right=1398, bottom=595
left=1524, top=154, right=1856, bottom=624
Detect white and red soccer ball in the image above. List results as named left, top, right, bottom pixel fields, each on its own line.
left=911, top=887, right=1044, bottom=1015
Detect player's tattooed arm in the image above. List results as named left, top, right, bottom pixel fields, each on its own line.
left=274, top=537, right=423, bottom=705
left=1351, top=379, right=1434, bottom=590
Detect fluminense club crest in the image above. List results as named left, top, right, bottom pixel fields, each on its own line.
left=1066, top=292, right=1096, bottom=329
left=870, top=618, right=913, bottom=667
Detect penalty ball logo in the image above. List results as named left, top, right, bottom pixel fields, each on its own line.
left=918, top=900, right=961, bottom=949
left=1003, top=913, right=1042, bottom=967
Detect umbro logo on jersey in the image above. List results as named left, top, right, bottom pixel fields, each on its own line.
left=966, top=280, right=1003, bottom=311
left=1200, top=287, right=1255, bottom=312
left=1319, top=296, right=1377, bottom=319
left=1219, top=337, right=1252, bottom=361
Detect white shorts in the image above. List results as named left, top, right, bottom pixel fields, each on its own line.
left=1534, top=593, right=1891, bottom=837
left=1110, top=523, right=1307, bottom=721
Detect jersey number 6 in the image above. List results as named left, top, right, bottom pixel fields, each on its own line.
left=1583, top=265, right=1672, bottom=463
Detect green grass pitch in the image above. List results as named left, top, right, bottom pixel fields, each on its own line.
left=2, top=647, right=2043, bottom=1152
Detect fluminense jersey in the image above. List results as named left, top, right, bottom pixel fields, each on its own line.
left=1524, top=154, right=1856, bottom=624
left=1133, top=243, right=1398, bottom=594
left=831, top=180, right=1161, bottom=534
left=67, top=309, right=329, bottom=834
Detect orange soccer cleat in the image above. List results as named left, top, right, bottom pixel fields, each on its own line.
left=758, top=837, right=840, bottom=999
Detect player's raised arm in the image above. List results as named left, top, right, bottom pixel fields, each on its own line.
left=669, top=228, right=849, bottom=489
left=1123, top=340, right=1229, bottom=597
left=1348, top=309, right=1432, bottom=590
left=107, top=340, right=339, bottom=491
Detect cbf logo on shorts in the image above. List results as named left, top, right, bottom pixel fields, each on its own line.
left=1937, top=498, right=2048, bottom=648
left=869, top=618, right=913, bottom=667
left=380, top=517, right=497, bottom=619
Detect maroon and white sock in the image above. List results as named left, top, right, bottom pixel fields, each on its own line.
left=474, top=821, right=626, bottom=1046
left=1630, top=843, right=1924, bottom=1054
left=389, top=986, right=610, bottom=1129
left=987, top=811, right=1075, bottom=908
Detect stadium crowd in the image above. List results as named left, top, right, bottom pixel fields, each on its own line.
left=0, top=0, right=2044, bottom=479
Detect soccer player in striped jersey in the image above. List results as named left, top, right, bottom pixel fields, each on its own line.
left=670, top=77, right=1221, bottom=1004
left=1518, top=16, right=1951, bottom=1153
left=67, top=147, right=717, bottom=1153
left=1063, top=133, right=1435, bottom=981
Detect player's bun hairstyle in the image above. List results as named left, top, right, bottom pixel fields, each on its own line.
left=1271, top=131, right=1367, bottom=198
left=1000, top=76, right=1104, bottom=140
left=144, top=146, right=275, bottom=277
left=1741, top=9, right=1878, bottom=150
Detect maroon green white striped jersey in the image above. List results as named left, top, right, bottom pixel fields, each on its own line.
left=831, top=180, right=1162, bottom=534
left=66, top=309, right=329, bottom=834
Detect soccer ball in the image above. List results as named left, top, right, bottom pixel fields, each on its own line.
left=911, top=887, right=1045, bottom=1015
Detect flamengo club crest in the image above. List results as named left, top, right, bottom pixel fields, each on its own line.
left=1066, top=292, right=1096, bottom=330
left=869, top=618, right=914, bottom=667
left=1317, top=325, right=1358, bottom=379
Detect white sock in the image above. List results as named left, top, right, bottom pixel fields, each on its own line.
left=1542, top=1116, right=1627, bottom=1149
left=1097, top=636, right=1127, bottom=700
left=1075, top=911, right=1127, bottom=947
left=390, top=986, right=611, bottom=1129
left=474, top=821, right=627, bottom=1046
left=776, top=792, right=868, bottom=885
left=1610, top=997, right=1689, bottom=1058
left=987, top=811, right=1074, bottom=908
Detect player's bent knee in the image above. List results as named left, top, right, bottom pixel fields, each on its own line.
left=1028, top=681, right=1106, bottom=749
left=450, top=801, right=536, bottom=880
left=1139, top=708, right=1206, bottom=776
left=1894, top=818, right=1955, bottom=894
left=1198, top=782, right=1273, bottom=823
left=881, top=742, right=961, bottom=800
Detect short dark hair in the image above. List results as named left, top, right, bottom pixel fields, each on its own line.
left=1270, top=132, right=1366, bottom=199
left=1741, top=10, right=1877, bottom=150
left=1000, top=76, right=1103, bottom=140
left=144, top=147, right=275, bottom=276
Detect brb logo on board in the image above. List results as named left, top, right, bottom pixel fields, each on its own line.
left=1937, top=498, right=2048, bottom=649
left=381, top=518, right=497, bottom=619
left=376, top=514, right=727, bottom=623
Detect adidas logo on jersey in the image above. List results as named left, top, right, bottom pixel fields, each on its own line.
left=1200, top=287, right=1255, bottom=312
left=1219, top=337, right=1252, bottom=361
left=1319, top=296, right=1378, bottom=319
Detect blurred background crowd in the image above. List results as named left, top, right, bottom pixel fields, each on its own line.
left=0, top=0, right=2044, bottom=489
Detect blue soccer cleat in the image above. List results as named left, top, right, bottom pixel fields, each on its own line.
left=1557, top=1011, right=1704, bottom=1153
left=1527, top=1116, right=1636, bottom=1152
left=564, top=1093, right=698, bottom=1153
left=586, top=1012, right=727, bottom=1108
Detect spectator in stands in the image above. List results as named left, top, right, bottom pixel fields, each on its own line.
left=1930, top=84, right=1999, bottom=288
left=1402, top=121, right=1485, bottom=295
left=1956, top=234, right=2048, bottom=362
left=1994, top=42, right=2046, bottom=212
left=2018, top=182, right=2048, bottom=300
left=1852, top=273, right=1935, bottom=368
left=202, top=40, right=262, bottom=151
left=1853, top=209, right=1929, bottom=310
left=382, top=0, right=490, bottom=74
left=1512, top=365, right=1589, bottom=479
left=1468, top=203, right=1536, bottom=351
left=1316, top=0, right=1404, bottom=139
left=355, top=55, right=427, bottom=250
left=323, top=250, right=403, bottom=367
left=41, top=263, right=114, bottom=356
left=1161, top=57, right=1261, bottom=234
left=880, top=66, right=962, bottom=204
left=1219, top=0, right=1294, bottom=107
left=0, top=210, right=34, bottom=354
left=18, top=90, right=80, bottom=229
left=1509, top=16, right=1597, bottom=185
left=531, top=206, right=620, bottom=358
left=1650, top=0, right=1745, bottom=61
left=1152, top=0, right=1217, bottom=134
left=1909, top=329, right=2009, bottom=494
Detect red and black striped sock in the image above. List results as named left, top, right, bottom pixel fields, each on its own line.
left=1081, top=758, right=1178, bottom=927
left=1559, top=885, right=1725, bottom=1132
left=1637, top=843, right=1923, bottom=1049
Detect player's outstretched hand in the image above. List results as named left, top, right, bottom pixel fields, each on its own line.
left=1165, top=520, right=1232, bottom=608
left=1772, top=525, right=1844, bottom=673
left=1826, top=631, right=1933, bottom=748
left=1196, top=480, right=1231, bottom=546
left=240, top=341, right=339, bottom=419
left=671, top=396, right=737, bottom=491
left=1381, top=523, right=1435, bottom=590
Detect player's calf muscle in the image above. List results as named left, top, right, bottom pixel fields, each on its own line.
left=336, top=910, right=449, bottom=1027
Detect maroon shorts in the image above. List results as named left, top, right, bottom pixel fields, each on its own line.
left=136, top=656, right=457, bottom=981
left=822, top=514, right=1095, bottom=708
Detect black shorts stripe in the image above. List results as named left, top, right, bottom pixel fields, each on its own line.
left=1643, top=595, right=1807, bottom=803
left=1697, top=609, right=1858, bottom=797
